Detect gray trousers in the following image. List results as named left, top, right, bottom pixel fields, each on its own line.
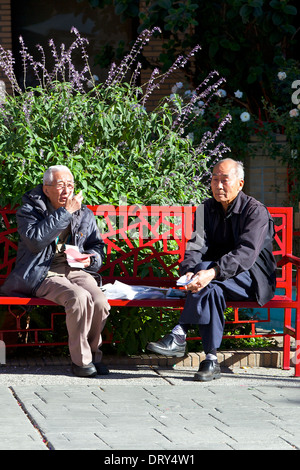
left=36, top=268, right=110, bottom=367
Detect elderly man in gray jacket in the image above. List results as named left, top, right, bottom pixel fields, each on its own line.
left=147, top=158, right=277, bottom=382
left=1, top=165, right=110, bottom=378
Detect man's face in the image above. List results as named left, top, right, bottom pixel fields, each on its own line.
left=43, top=170, right=74, bottom=210
left=210, top=161, right=244, bottom=210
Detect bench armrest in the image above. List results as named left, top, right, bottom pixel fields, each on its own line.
left=277, top=253, right=300, bottom=268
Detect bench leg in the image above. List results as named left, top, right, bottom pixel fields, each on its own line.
left=294, top=306, right=300, bottom=377
left=294, top=352, right=300, bottom=377
left=283, top=307, right=292, bottom=371
left=283, top=333, right=291, bottom=371
left=284, top=304, right=300, bottom=377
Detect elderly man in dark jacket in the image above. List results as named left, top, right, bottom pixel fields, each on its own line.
left=1, top=165, right=110, bottom=378
left=147, top=158, right=276, bottom=381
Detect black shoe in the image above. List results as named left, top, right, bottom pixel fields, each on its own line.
left=94, top=362, right=110, bottom=375
left=194, top=359, right=221, bottom=382
left=147, top=334, right=186, bottom=357
left=71, top=362, right=97, bottom=378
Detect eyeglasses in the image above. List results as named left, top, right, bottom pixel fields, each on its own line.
left=46, top=182, right=75, bottom=190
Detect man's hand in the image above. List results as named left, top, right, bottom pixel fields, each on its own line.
left=65, top=190, right=83, bottom=214
left=80, top=255, right=91, bottom=268
left=185, top=268, right=216, bottom=293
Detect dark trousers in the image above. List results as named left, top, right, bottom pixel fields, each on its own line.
left=179, top=262, right=255, bottom=354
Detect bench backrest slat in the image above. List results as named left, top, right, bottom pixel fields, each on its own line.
left=0, top=205, right=293, bottom=290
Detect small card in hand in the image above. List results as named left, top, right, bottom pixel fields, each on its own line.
left=176, top=275, right=193, bottom=286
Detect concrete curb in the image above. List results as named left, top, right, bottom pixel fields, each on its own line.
left=4, top=348, right=295, bottom=370
left=104, top=348, right=289, bottom=369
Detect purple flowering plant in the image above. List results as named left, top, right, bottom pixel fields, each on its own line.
left=0, top=27, right=231, bottom=208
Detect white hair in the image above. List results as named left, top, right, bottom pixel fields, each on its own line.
left=43, top=165, right=73, bottom=185
left=235, top=160, right=244, bottom=180
left=214, top=158, right=244, bottom=180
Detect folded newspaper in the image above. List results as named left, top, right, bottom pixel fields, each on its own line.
left=101, top=280, right=186, bottom=300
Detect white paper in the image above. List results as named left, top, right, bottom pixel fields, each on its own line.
left=101, top=281, right=187, bottom=300
left=101, top=281, right=168, bottom=300
left=64, top=244, right=92, bottom=268
left=176, top=275, right=193, bottom=286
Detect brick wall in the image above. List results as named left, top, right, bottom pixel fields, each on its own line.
left=0, top=0, right=11, bottom=92
left=295, top=203, right=300, bottom=230
left=139, top=0, right=192, bottom=111
left=243, top=135, right=288, bottom=206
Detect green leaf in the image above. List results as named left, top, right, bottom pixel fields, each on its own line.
left=283, top=5, right=297, bottom=15
left=157, top=0, right=172, bottom=9
left=272, top=12, right=283, bottom=25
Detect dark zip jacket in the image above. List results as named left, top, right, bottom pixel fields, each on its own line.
left=1, top=185, right=105, bottom=297
left=179, top=191, right=277, bottom=306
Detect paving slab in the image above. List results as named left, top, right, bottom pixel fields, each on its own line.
left=0, top=386, right=47, bottom=450
left=0, top=362, right=300, bottom=451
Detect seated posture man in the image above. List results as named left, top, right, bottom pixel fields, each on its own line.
left=147, top=158, right=277, bottom=381
left=1, top=165, right=110, bottom=378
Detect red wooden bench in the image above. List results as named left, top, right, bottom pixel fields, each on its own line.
left=0, top=205, right=299, bottom=376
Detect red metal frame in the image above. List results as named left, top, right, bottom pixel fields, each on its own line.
left=0, top=205, right=299, bottom=376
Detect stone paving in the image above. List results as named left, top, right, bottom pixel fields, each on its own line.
left=0, top=358, right=300, bottom=451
